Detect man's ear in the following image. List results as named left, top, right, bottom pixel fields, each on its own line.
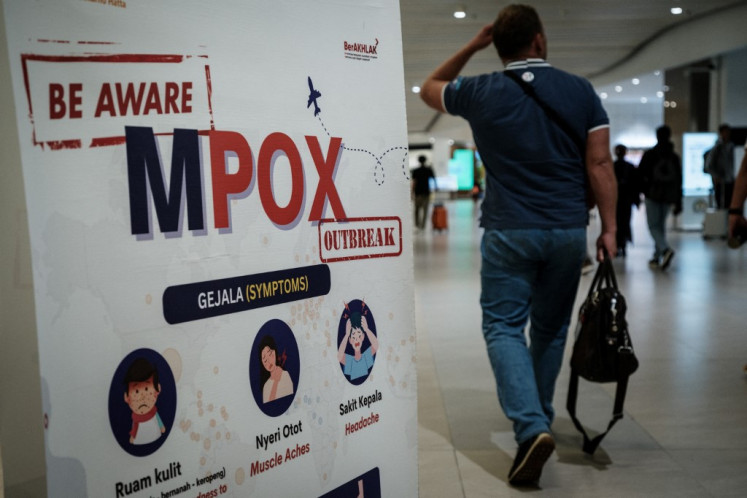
left=124, top=392, right=129, bottom=403
left=533, top=32, right=547, bottom=59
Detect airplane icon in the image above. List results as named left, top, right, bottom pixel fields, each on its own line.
left=307, top=76, right=322, bottom=116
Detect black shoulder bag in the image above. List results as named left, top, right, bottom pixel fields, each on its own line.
left=504, top=69, right=595, bottom=208
left=504, top=70, right=585, bottom=155
left=566, top=250, right=639, bottom=455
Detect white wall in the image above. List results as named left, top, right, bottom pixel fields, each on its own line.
left=605, top=101, right=663, bottom=152
left=0, top=1, right=47, bottom=492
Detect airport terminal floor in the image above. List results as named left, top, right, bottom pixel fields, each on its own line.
left=415, top=199, right=747, bottom=497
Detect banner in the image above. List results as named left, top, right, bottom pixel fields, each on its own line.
left=3, top=1, right=416, bottom=496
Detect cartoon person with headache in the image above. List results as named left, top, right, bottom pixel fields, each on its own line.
left=259, top=335, right=295, bottom=403
left=337, top=306, right=379, bottom=382
left=123, top=357, right=166, bottom=445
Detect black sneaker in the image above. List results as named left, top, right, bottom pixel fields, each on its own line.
left=648, top=258, right=660, bottom=269
left=508, top=432, right=555, bottom=486
left=660, top=248, right=675, bottom=270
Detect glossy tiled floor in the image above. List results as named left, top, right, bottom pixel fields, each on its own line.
left=415, top=199, right=747, bottom=497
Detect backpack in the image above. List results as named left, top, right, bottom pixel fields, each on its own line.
left=704, top=144, right=726, bottom=178
left=652, top=154, right=677, bottom=184
left=647, top=153, right=679, bottom=203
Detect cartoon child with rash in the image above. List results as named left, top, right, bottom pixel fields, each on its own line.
left=337, top=310, right=379, bottom=382
left=123, top=358, right=166, bottom=445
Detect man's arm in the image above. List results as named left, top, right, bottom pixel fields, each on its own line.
left=420, top=24, right=494, bottom=113
left=586, top=127, right=618, bottom=261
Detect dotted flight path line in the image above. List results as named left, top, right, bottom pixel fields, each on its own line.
left=314, top=114, right=410, bottom=186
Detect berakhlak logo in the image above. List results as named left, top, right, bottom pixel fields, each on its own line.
left=343, top=38, right=379, bottom=62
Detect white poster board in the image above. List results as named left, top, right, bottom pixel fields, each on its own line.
left=3, top=1, right=416, bottom=496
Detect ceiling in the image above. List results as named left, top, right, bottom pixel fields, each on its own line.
left=400, top=0, right=746, bottom=140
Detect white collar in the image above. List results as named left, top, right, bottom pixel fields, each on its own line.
left=504, top=58, right=551, bottom=70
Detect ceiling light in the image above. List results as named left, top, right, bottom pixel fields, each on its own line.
left=632, top=78, right=640, bottom=85
left=671, top=7, right=683, bottom=15
left=615, top=85, right=623, bottom=93
left=412, top=86, right=421, bottom=94
left=600, top=92, right=608, bottom=99
left=453, top=5, right=466, bottom=18
left=640, top=97, right=648, bottom=104
left=656, top=91, right=664, bottom=98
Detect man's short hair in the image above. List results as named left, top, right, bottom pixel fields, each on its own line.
left=656, top=125, right=671, bottom=143
left=492, top=4, right=544, bottom=59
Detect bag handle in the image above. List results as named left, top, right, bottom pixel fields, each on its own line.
left=587, top=249, right=618, bottom=297
left=602, top=249, right=619, bottom=289
left=566, top=370, right=629, bottom=455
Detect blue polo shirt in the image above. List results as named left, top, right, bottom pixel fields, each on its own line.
left=443, top=59, right=609, bottom=229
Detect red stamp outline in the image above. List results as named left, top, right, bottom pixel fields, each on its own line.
left=318, top=216, right=403, bottom=263
left=20, top=53, right=214, bottom=150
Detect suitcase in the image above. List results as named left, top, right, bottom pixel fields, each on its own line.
left=702, top=208, right=727, bottom=239
left=431, top=203, right=448, bottom=231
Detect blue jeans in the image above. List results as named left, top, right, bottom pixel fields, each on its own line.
left=480, top=228, right=586, bottom=444
left=645, top=199, right=671, bottom=259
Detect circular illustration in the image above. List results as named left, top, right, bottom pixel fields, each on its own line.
left=337, top=300, right=378, bottom=385
left=108, top=348, right=177, bottom=457
left=249, top=319, right=300, bottom=417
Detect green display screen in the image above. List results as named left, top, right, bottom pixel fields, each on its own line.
left=448, top=149, right=474, bottom=191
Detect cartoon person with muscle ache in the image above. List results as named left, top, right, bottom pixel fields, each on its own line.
left=123, top=357, right=166, bottom=445
left=337, top=302, right=379, bottom=382
left=259, top=334, right=295, bottom=403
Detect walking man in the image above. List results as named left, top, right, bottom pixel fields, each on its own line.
left=639, top=125, right=681, bottom=270
left=411, top=155, right=436, bottom=230
left=420, top=4, right=617, bottom=486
